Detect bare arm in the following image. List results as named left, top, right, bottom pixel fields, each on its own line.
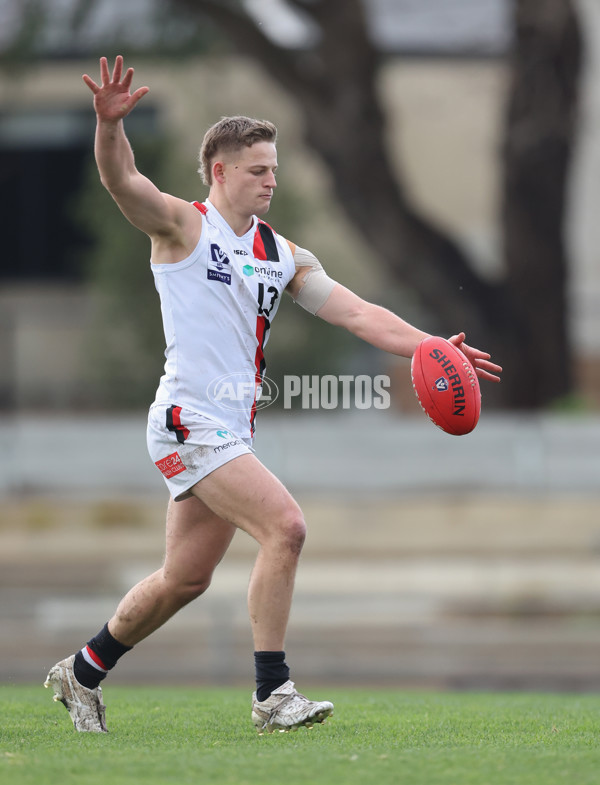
left=285, top=244, right=427, bottom=356
left=312, top=277, right=503, bottom=382
left=83, top=56, right=197, bottom=248
left=317, top=283, right=429, bottom=358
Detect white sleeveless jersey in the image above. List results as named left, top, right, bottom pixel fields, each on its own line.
left=151, top=199, right=296, bottom=439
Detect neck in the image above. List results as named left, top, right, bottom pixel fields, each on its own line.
left=207, top=193, right=253, bottom=236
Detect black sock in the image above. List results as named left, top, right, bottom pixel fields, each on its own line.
left=73, top=622, right=133, bottom=690
left=254, top=651, right=290, bottom=702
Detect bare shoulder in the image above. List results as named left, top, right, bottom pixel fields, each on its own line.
left=160, top=192, right=203, bottom=227
left=150, top=194, right=204, bottom=264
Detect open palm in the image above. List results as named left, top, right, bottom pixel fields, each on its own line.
left=82, top=55, right=149, bottom=122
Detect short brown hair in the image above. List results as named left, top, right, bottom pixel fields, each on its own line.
left=199, top=115, right=278, bottom=186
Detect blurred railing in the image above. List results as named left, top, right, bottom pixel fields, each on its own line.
left=1, top=411, right=598, bottom=498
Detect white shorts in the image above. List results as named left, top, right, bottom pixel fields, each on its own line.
left=147, top=404, right=254, bottom=501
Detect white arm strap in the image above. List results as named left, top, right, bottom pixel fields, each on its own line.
left=292, top=246, right=337, bottom=315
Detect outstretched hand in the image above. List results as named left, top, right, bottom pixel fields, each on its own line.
left=448, top=332, right=502, bottom=383
left=82, top=55, right=149, bottom=122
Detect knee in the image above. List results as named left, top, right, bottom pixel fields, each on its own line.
left=277, top=508, right=307, bottom=556
left=165, top=572, right=212, bottom=606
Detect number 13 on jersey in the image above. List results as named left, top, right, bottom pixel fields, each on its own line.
left=257, top=282, right=279, bottom=319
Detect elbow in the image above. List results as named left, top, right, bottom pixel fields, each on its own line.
left=99, top=171, right=119, bottom=195
left=99, top=174, right=124, bottom=195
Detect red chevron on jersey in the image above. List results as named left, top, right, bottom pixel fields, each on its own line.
left=250, top=315, right=268, bottom=435
left=253, top=221, right=279, bottom=262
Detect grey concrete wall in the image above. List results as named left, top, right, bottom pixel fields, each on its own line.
left=2, top=413, right=599, bottom=689
left=1, top=412, right=598, bottom=498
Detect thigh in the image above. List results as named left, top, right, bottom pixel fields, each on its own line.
left=147, top=405, right=254, bottom=502
left=163, top=494, right=237, bottom=584
left=189, top=453, right=303, bottom=544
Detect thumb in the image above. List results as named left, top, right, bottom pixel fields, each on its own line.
left=128, top=86, right=150, bottom=109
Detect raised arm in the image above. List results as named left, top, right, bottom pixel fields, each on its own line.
left=82, top=56, right=196, bottom=248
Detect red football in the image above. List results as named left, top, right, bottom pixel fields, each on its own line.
left=411, top=336, right=481, bottom=435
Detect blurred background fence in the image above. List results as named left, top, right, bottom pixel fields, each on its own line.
left=1, top=411, right=599, bottom=690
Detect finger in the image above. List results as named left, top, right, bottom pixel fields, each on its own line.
left=100, top=56, right=110, bottom=85
left=478, top=359, right=503, bottom=373
left=475, top=368, right=502, bottom=383
left=465, top=346, right=491, bottom=361
left=122, top=67, right=135, bottom=91
left=129, top=86, right=150, bottom=107
left=112, top=54, right=123, bottom=84
left=448, top=332, right=466, bottom=346
left=474, top=359, right=502, bottom=381
left=82, top=74, right=100, bottom=94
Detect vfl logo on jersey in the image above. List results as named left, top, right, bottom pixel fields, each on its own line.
left=207, top=243, right=231, bottom=284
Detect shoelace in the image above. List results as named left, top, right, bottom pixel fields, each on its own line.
left=262, top=689, right=310, bottom=728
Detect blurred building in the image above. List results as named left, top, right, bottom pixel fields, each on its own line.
left=0, top=0, right=599, bottom=409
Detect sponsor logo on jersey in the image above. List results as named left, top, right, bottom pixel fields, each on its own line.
left=243, top=263, right=283, bottom=280
left=234, top=249, right=248, bottom=256
left=213, top=438, right=244, bottom=454
left=208, top=243, right=231, bottom=284
left=155, top=451, right=187, bottom=479
left=256, top=266, right=283, bottom=279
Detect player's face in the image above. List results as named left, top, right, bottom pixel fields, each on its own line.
left=222, top=141, right=278, bottom=216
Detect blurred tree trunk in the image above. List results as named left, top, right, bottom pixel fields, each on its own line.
left=171, top=0, right=582, bottom=408
left=500, top=0, right=582, bottom=406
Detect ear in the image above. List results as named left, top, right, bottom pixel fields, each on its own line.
left=212, top=161, right=226, bottom=184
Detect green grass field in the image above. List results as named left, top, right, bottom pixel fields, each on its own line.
left=1, top=685, right=599, bottom=785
